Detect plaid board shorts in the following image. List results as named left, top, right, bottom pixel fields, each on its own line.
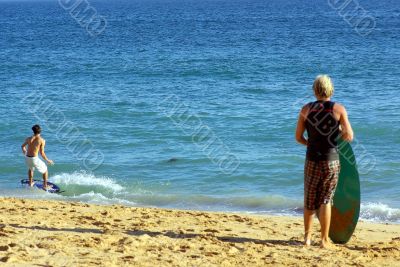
left=304, top=160, right=340, bottom=210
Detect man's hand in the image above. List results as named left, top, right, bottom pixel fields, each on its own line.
left=47, top=159, right=54, bottom=165
left=295, top=105, right=309, bottom=146
left=21, top=138, right=28, bottom=155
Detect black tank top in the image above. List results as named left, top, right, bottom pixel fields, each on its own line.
left=305, top=101, right=340, bottom=161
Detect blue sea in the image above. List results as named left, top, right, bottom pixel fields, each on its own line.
left=0, top=0, right=399, bottom=223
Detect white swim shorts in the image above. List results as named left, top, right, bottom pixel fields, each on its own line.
left=25, top=156, right=48, bottom=174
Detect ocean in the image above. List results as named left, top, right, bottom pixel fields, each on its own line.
left=0, top=0, right=399, bottom=223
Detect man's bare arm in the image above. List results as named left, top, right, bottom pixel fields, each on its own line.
left=21, top=138, right=28, bottom=155
left=295, top=106, right=308, bottom=146
left=338, top=105, right=354, bottom=142
left=40, top=140, right=54, bottom=165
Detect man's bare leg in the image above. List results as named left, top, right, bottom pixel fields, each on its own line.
left=319, top=204, right=335, bottom=248
left=304, top=208, right=314, bottom=246
left=28, top=169, right=34, bottom=187
left=43, top=171, right=48, bottom=189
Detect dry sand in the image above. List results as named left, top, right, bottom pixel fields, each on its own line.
left=0, top=197, right=399, bottom=266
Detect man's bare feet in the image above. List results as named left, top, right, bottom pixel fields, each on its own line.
left=304, top=239, right=312, bottom=247
left=44, top=185, right=52, bottom=191
left=304, top=232, right=312, bottom=247
left=320, top=239, right=337, bottom=249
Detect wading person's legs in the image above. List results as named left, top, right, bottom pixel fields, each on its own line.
left=42, top=171, right=48, bottom=189
left=33, top=157, right=49, bottom=189
left=28, top=169, right=34, bottom=187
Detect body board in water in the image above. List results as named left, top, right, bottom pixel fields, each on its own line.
left=329, top=138, right=360, bottom=244
left=21, top=179, right=62, bottom=194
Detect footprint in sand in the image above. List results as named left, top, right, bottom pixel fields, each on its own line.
left=92, top=221, right=106, bottom=226
left=197, top=213, right=211, bottom=219
left=0, top=256, right=10, bottom=263
left=204, top=229, right=220, bottom=234
left=204, top=251, right=219, bottom=257
left=80, top=216, right=96, bottom=221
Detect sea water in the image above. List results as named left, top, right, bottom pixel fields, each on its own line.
left=0, top=0, right=399, bottom=223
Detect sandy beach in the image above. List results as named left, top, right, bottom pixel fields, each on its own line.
left=0, top=198, right=398, bottom=266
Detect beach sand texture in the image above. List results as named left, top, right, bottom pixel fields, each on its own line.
left=0, top=198, right=399, bottom=266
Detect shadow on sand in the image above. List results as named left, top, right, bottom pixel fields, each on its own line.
left=9, top=224, right=302, bottom=247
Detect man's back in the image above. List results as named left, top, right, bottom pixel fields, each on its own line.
left=26, top=135, right=44, bottom=157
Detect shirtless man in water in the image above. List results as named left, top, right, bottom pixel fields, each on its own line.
left=21, top=125, right=54, bottom=188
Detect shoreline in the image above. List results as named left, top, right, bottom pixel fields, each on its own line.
left=0, top=197, right=399, bottom=266
left=2, top=193, right=399, bottom=225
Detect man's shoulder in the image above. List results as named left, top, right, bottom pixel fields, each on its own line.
left=333, top=102, right=346, bottom=111
left=301, top=102, right=313, bottom=111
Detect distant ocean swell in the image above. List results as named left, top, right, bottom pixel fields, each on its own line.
left=157, top=94, right=241, bottom=175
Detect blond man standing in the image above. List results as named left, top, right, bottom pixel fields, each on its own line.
left=295, top=75, right=354, bottom=248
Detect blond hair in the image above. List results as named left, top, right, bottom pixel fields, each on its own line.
left=313, top=75, right=334, bottom=98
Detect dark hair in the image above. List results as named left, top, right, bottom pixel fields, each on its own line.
left=32, top=125, right=41, bottom=135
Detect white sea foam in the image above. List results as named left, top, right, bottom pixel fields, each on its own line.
left=51, top=171, right=124, bottom=192
left=68, top=191, right=136, bottom=206
left=360, top=203, right=400, bottom=223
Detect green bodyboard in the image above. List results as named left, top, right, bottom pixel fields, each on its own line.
left=329, top=138, right=360, bottom=244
